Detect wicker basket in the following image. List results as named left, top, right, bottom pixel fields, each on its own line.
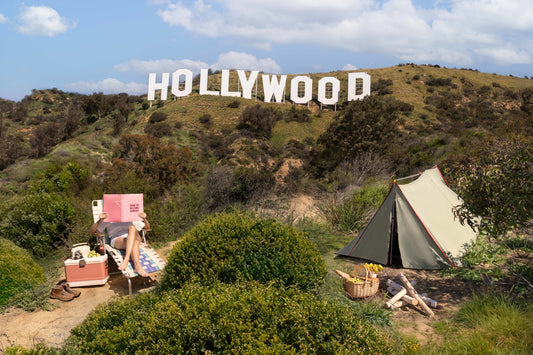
left=342, top=264, right=379, bottom=299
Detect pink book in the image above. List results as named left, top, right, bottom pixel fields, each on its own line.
left=102, top=194, right=143, bottom=222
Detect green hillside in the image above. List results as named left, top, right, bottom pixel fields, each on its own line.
left=0, top=64, right=532, bottom=353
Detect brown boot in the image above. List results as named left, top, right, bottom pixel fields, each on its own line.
left=62, top=283, right=81, bottom=298
left=50, top=285, right=74, bottom=301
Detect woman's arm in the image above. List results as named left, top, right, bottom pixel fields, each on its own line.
left=139, top=212, right=151, bottom=230
left=90, top=212, right=108, bottom=234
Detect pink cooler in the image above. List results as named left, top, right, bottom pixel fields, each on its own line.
left=64, top=254, right=109, bottom=287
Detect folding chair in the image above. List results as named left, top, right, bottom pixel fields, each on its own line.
left=91, top=199, right=166, bottom=295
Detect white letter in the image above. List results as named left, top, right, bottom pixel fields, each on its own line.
left=262, top=74, right=287, bottom=103
left=290, top=76, right=313, bottom=104
left=237, top=70, right=259, bottom=99
left=221, top=70, right=241, bottom=97
left=199, top=69, right=220, bottom=96
left=348, top=72, right=371, bottom=101
left=318, top=77, right=340, bottom=105
left=147, top=73, right=169, bottom=101
left=171, top=69, right=193, bottom=98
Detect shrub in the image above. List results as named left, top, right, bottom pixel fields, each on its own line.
left=144, top=122, right=172, bottom=137
left=0, top=237, right=45, bottom=308
left=198, top=113, right=213, bottom=127
left=161, top=211, right=327, bottom=291
left=149, top=111, right=168, bottom=123
left=107, top=134, right=200, bottom=195
left=237, top=104, right=278, bottom=139
left=0, top=193, right=75, bottom=256
left=284, top=105, right=311, bottom=123
left=319, top=184, right=388, bottom=232
left=29, top=161, right=89, bottom=195
left=227, top=100, right=240, bottom=108
left=312, top=96, right=407, bottom=174
left=452, top=136, right=533, bottom=238
left=71, top=282, right=394, bottom=354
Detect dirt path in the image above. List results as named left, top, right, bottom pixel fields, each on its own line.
left=0, top=243, right=175, bottom=351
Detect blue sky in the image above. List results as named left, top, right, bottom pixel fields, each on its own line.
left=0, top=0, right=532, bottom=101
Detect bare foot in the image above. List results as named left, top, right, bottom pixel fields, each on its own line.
left=134, top=266, right=148, bottom=277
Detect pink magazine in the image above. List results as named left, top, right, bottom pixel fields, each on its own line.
left=102, top=194, right=143, bottom=222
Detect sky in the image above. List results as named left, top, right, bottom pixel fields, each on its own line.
left=0, top=0, right=532, bottom=102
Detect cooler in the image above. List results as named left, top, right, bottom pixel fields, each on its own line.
left=64, top=254, right=109, bottom=287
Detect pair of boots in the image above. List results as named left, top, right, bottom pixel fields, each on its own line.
left=50, top=282, right=81, bottom=301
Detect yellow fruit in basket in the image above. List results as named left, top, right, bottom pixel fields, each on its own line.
left=349, top=277, right=364, bottom=284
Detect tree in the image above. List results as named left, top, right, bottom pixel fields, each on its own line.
left=312, top=95, right=410, bottom=174
left=452, top=135, right=533, bottom=238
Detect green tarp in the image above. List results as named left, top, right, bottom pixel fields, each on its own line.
left=337, top=167, right=477, bottom=269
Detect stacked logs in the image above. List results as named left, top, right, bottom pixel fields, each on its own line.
left=385, top=273, right=437, bottom=317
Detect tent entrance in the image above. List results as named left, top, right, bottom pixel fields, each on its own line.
left=388, top=198, right=402, bottom=268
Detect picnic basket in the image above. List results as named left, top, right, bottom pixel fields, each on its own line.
left=336, top=264, right=379, bottom=299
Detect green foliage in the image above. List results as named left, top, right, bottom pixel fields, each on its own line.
left=71, top=282, right=395, bottom=354
left=29, top=162, right=89, bottom=195
left=161, top=211, right=327, bottom=291
left=312, top=96, right=410, bottom=174
left=144, top=122, right=172, bottom=137
left=107, top=134, right=200, bottom=196
left=147, top=186, right=206, bottom=244
left=227, top=100, right=240, bottom=108
left=237, top=104, right=278, bottom=139
left=319, top=184, right=388, bottom=232
left=0, top=193, right=75, bottom=256
left=427, top=292, right=533, bottom=354
left=453, top=136, right=533, bottom=238
left=0, top=237, right=45, bottom=309
left=148, top=111, right=168, bottom=123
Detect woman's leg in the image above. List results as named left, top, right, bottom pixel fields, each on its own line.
left=114, top=227, right=148, bottom=277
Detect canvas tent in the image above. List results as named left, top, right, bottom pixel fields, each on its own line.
left=337, top=166, right=477, bottom=269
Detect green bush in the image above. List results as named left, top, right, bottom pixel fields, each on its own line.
left=161, top=211, right=326, bottom=291
left=71, top=282, right=395, bottom=354
left=0, top=193, right=75, bottom=256
left=144, top=122, right=172, bottom=137
left=0, top=237, right=45, bottom=308
left=319, top=185, right=388, bottom=232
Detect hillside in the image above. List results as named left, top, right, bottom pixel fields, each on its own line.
left=0, top=64, right=532, bottom=353
left=1, top=64, right=532, bottom=187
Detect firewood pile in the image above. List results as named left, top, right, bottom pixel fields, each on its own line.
left=385, top=273, right=437, bottom=317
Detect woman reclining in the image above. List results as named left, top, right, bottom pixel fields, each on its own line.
left=90, top=212, right=150, bottom=277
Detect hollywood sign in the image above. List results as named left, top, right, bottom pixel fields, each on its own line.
left=147, top=69, right=370, bottom=105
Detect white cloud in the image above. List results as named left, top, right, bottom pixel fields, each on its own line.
left=343, top=64, right=358, bottom=71
left=155, top=0, right=533, bottom=66
left=115, top=52, right=282, bottom=75
left=211, top=52, right=281, bottom=73
left=68, top=51, right=281, bottom=97
left=114, top=59, right=209, bottom=75
left=65, top=78, right=147, bottom=96
left=17, top=6, right=73, bottom=37
left=0, top=13, right=8, bottom=24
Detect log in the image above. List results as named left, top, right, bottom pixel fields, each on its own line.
left=388, top=280, right=437, bottom=308
left=387, top=287, right=418, bottom=306
left=420, top=295, right=438, bottom=309
left=387, top=279, right=416, bottom=292
left=399, top=273, right=434, bottom=317
left=389, top=300, right=405, bottom=310
left=385, top=288, right=407, bottom=309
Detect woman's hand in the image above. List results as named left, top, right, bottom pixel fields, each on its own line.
left=99, top=212, right=108, bottom=220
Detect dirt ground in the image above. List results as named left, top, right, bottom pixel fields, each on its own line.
left=0, top=243, right=175, bottom=351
